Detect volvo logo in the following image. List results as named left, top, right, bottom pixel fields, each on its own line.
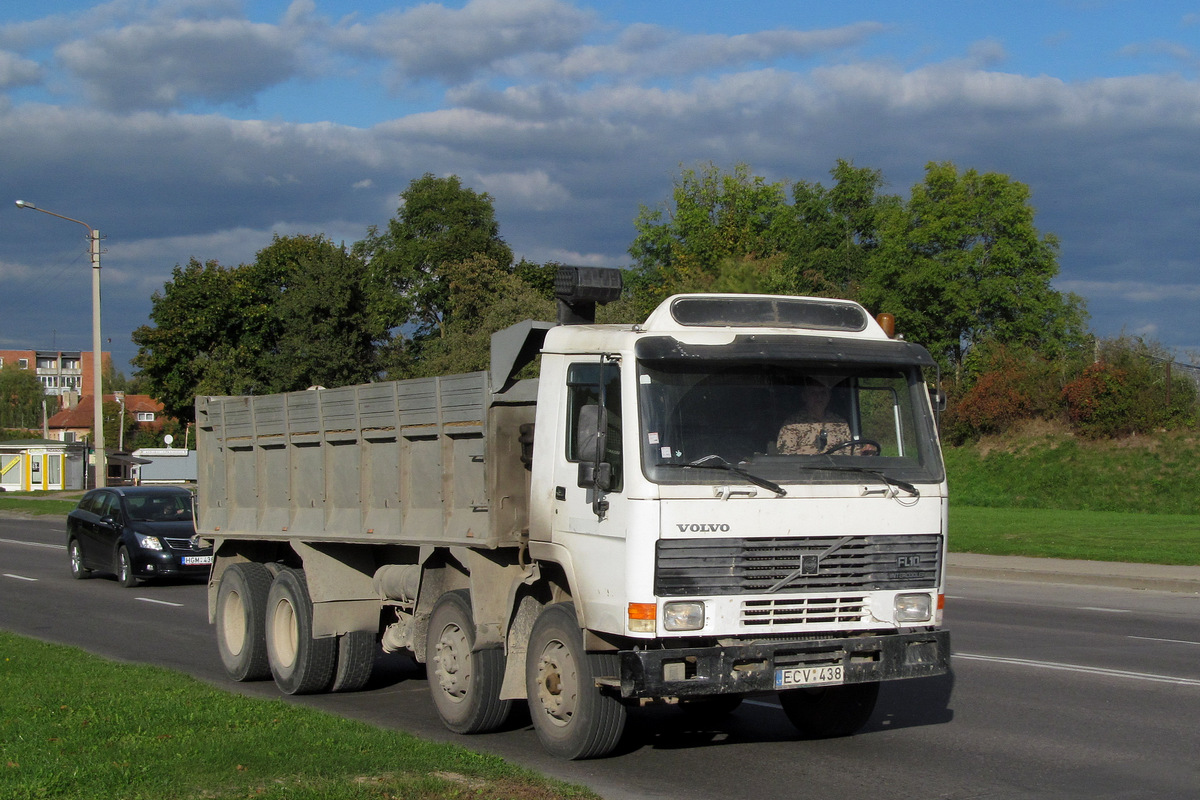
left=676, top=523, right=731, bottom=533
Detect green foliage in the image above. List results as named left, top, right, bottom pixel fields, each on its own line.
left=1059, top=336, right=1198, bottom=438
left=133, top=236, right=382, bottom=420
left=356, top=173, right=513, bottom=339
left=628, top=162, right=789, bottom=316
left=859, top=162, right=1088, bottom=371
left=0, top=366, right=47, bottom=430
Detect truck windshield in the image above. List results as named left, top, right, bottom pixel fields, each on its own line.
left=637, top=360, right=943, bottom=486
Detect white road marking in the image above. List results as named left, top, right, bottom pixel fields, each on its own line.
left=1077, top=607, right=1133, bottom=613
left=1129, top=635, right=1200, bottom=647
left=955, top=652, right=1200, bottom=687
left=3, top=573, right=38, bottom=581
left=0, top=537, right=64, bottom=550
left=136, top=597, right=184, bottom=607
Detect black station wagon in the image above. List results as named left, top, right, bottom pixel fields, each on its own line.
left=66, top=485, right=212, bottom=587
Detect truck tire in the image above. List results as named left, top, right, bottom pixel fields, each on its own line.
left=526, top=602, right=627, bottom=760
left=68, top=538, right=91, bottom=579
left=778, top=681, right=880, bottom=738
left=265, top=567, right=336, bottom=695
left=329, top=630, right=377, bottom=693
left=116, top=545, right=138, bottom=588
left=426, top=590, right=512, bottom=733
left=215, top=562, right=273, bottom=682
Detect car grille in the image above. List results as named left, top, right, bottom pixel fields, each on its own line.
left=740, top=595, right=869, bottom=627
left=655, top=534, right=941, bottom=596
left=163, top=537, right=204, bottom=552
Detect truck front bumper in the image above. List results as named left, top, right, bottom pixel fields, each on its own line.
left=618, top=629, right=949, bottom=699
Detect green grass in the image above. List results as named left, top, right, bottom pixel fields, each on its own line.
left=950, top=506, right=1200, bottom=564
left=944, top=426, right=1200, bottom=565
left=0, top=489, right=83, bottom=517
left=0, top=631, right=595, bottom=800
left=942, top=428, right=1200, bottom=515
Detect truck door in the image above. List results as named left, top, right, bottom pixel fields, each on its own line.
left=550, top=358, right=630, bottom=631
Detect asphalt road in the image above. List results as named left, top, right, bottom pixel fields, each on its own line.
left=3, top=514, right=1199, bottom=799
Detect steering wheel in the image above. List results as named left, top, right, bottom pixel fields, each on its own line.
left=823, top=438, right=882, bottom=456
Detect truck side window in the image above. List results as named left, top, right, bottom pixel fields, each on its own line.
left=566, top=362, right=622, bottom=492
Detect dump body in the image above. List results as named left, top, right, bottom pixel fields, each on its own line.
left=196, top=372, right=534, bottom=549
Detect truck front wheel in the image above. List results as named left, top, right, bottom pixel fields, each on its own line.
left=426, top=590, right=512, bottom=733
left=526, top=602, right=627, bottom=760
left=778, top=681, right=880, bottom=738
left=215, top=562, right=273, bottom=682
left=265, top=567, right=336, bottom=695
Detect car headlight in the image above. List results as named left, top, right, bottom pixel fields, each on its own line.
left=894, top=593, right=933, bottom=623
left=134, top=532, right=163, bottom=551
left=663, top=601, right=705, bottom=632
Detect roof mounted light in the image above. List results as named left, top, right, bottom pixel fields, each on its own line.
left=555, top=266, right=623, bottom=325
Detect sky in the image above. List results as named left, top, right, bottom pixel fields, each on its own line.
left=2, top=0, right=1199, bottom=373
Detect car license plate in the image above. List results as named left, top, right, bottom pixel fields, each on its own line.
left=181, top=556, right=213, bottom=566
left=774, top=664, right=844, bottom=689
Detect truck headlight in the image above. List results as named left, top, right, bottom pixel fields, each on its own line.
left=663, top=602, right=705, bottom=632
left=894, top=593, right=933, bottom=623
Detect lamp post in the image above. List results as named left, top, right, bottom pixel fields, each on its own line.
left=15, top=200, right=106, bottom=488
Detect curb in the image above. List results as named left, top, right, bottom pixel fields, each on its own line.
left=948, top=553, right=1200, bottom=595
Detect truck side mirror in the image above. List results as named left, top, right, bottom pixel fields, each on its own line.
left=928, top=387, right=947, bottom=414
left=577, top=461, right=612, bottom=492
left=575, top=404, right=606, bottom=463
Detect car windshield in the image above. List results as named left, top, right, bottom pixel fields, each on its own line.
left=125, top=493, right=194, bottom=522
left=638, top=360, right=943, bottom=486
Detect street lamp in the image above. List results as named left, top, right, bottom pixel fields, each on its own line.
left=14, top=200, right=107, bottom=488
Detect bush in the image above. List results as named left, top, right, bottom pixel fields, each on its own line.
left=943, top=342, right=1075, bottom=443
left=1061, top=362, right=1135, bottom=438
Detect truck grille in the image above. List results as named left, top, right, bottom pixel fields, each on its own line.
left=655, top=534, right=941, bottom=596
left=741, top=596, right=869, bottom=628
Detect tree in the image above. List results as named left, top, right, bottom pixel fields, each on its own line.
left=133, top=235, right=382, bottom=420
left=132, top=258, right=255, bottom=422
left=628, top=162, right=790, bottom=316
left=860, top=162, right=1088, bottom=373
left=0, top=366, right=46, bottom=430
left=772, top=159, right=893, bottom=297
left=355, top=174, right=513, bottom=340
left=264, top=239, right=381, bottom=391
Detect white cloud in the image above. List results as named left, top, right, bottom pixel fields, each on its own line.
left=0, top=49, right=41, bottom=88
left=55, top=18, right=302, bottom=110
left=336, top=0, right=597, bottom=85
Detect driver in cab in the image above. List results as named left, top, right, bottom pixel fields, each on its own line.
left=777, top=378, right=877, bottom=455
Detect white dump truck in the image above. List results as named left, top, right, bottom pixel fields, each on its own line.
left=197, top=267, right=950, bottom=759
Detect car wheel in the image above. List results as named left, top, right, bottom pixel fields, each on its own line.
left=265, top=567, right=336, bottom=695
left=116, top=545, right=138, bottom=588
left=426, top=590, right=512, bottom=733
left=215, top=562, right=273, bottom=682
left=526, top=602, right=627, bottom=759
left=68, top=538, right=91, bottom=580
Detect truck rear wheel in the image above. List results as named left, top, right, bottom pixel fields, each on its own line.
left=526, top=602, right=626, bottom=760
left=329, top=630, right=377, bottom=693
left=265, top=567, right=336, bottom=695
left=778, top=681, right=880, bottom=738
left=426, top=590, right=512, bottom=733
left=215, top=562, right=272, bottom=681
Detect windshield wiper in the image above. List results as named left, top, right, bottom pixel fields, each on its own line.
left=657, top=454, right=787, bottom=496
left=806, top=465, right=919, bottom=497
